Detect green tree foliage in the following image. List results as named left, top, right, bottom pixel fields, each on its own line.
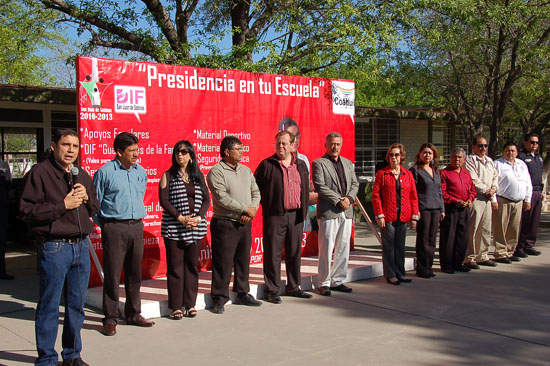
left=0, top=0, right=69, bottom=86
left=38, top=0, right=403, bottom=76
left=400, top=0, right=550, bottom=155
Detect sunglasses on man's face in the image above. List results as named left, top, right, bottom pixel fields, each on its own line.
left=529, top=141, right=539, bottom=145
left=477, top=144, right=488, bottom=148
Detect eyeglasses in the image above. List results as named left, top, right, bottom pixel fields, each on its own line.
left=477, top=144, right=488, bottom=148
left=176, top=149, right=189, bottom=155
left=389, top=153, right=401, bottom=157
left=529, top=141, right=539, bottom=145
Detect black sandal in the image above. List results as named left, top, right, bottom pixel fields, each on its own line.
left=169, top=310, right=184, bottom=320
left=185, top=308, right=197, bottom=318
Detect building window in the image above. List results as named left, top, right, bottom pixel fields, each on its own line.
left=1, top=127, right=43, bottom=178
left=51, top=110, right=77, bottom=137
left=355, top=118, right=399, bottom=180
left=0, top=108, right=43, bottom=123
left=432, top=122, right=451, bottom=166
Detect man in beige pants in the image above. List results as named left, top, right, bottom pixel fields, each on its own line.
left=464, top=136, right=499, bottom=268
left=493, top=143, right=532, bottom=263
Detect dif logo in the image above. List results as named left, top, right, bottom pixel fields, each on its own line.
left=114, top=85, right=147, bottom=114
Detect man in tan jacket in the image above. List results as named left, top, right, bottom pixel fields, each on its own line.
left=464, top=136, right=499, bottom=268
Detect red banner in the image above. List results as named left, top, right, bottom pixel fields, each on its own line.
left=76, top=56, right=355, bottom=287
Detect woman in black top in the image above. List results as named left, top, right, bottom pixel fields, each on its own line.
left=159, top=140, right=209, bottom=319
left=410, top=143, right=445, bottom=278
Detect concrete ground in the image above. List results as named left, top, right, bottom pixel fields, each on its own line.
left=1, top=217, right=549, bottom=366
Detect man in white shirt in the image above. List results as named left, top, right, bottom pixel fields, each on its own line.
left=493, top=142, right=532, bottom=263
left=464, top=136, right=499, bottom=268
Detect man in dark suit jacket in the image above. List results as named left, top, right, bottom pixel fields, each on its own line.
left=255, top=131, right=312, bottom=304
left=312, top=132, right=359, bottom=296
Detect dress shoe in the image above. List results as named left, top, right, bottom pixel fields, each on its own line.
left=464, top=262, right=480, bottom=270
left=330, top=284, right=353, bottom=293
left=416, top=272, right=431, bottom=278
left=285, top=289, right=313, bottom=298
left=509, top=256, right=521, bottom=262
left=386, top=278, right=400, bottom=286
left=233, top=293, right=262, bottom=306
left=495, top=258, right=512, bottom=264
left=525, top=248, right=541, bottom=256
left=265, top=292, right=282, bottom=304
left=429, top=272, right=436, bottom=278
left=442, top=268, right=455, bottom=274
left=478, top=260, right=497, bottom=267
left=319, top=286, right=332, bottom=296
left=103, top=322, right=116, bottom=336
left=0, top=272, right=14, bottom=280
left=514, top=251, right=528, bottom=258
left=211, top=303, right=225, bottom=314
left=62, top=358, right=89, bottom=366
left=127, top=315, right=155, bottom=327
left=397, top=277, right=412, bottom=283
left=454, top=265, right=471, bottom=272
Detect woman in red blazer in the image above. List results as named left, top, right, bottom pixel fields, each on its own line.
left=372, top=143, right=420, bottom=285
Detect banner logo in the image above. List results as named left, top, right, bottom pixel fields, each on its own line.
left=332, top=81, right=355, bottom=122
left=79, top=57, right=111, bottom=108
left=114, top=85, right=147, bottom=118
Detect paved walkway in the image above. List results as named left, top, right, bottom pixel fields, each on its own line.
left=1, top=217, right=549, bottom=365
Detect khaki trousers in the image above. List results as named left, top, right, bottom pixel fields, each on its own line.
left=492, top=196, right=522, bottom=259
left=466, top=198, right=492, bottom=263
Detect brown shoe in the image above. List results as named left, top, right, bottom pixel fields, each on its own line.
left=103, top=322, right=116, bottom=336
left=464, top=262, right=480, bottom=270
left=127, top=315, right=155, bottom=327
left=478, top=260, right=497, bottom=267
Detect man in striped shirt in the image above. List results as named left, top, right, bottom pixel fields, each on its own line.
left=255, top=131, right=312, bottom=304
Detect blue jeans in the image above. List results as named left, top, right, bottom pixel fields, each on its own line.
left=35, top=237, right=91, bottom=366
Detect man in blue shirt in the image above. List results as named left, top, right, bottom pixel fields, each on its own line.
left=93, top=132, right=154, bottom=336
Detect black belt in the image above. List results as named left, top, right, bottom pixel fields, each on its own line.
left=497, top=196, right=522, bottom=204
left=44, top=235, right=83, bottom=244
left=284, top=208, right=299, bottom=213
left=533, top=186, right=543, bottom=191
left=103, top=218, right=142, bottom=224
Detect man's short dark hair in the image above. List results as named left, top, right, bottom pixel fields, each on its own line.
left=278, top=117, right=300, bottom=138
left=502, top=142, right=518, bottom=151
left=52, top=129, right=79, bottom=144
left=524, top=132, right=539, bottom=141
left=220, top=136, right=242, bottom=158
left=472, top=135, right=487, bottom=146
left=113, top=132, right=139, bottom=153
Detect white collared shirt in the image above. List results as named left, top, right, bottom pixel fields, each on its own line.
left=494, top=157, right=532, bottom=203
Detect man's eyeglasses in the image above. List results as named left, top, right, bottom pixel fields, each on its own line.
left=529, top=141, right=539, bottom=145
left=477, top=144, right=488, bottom=148
left=176, top=149, right=189, bottom=155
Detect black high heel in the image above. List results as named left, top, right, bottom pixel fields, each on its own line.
left=386, top=278, right=400, bottom=286
left=397, top=277, right=412, bottom=283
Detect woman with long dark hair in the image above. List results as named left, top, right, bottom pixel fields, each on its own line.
left=159, top=140, right=209, bottom=319
left=410, top=143, right=445, bottom=278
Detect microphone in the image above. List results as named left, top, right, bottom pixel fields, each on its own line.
left=70, top=166, right=79, bottom=189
